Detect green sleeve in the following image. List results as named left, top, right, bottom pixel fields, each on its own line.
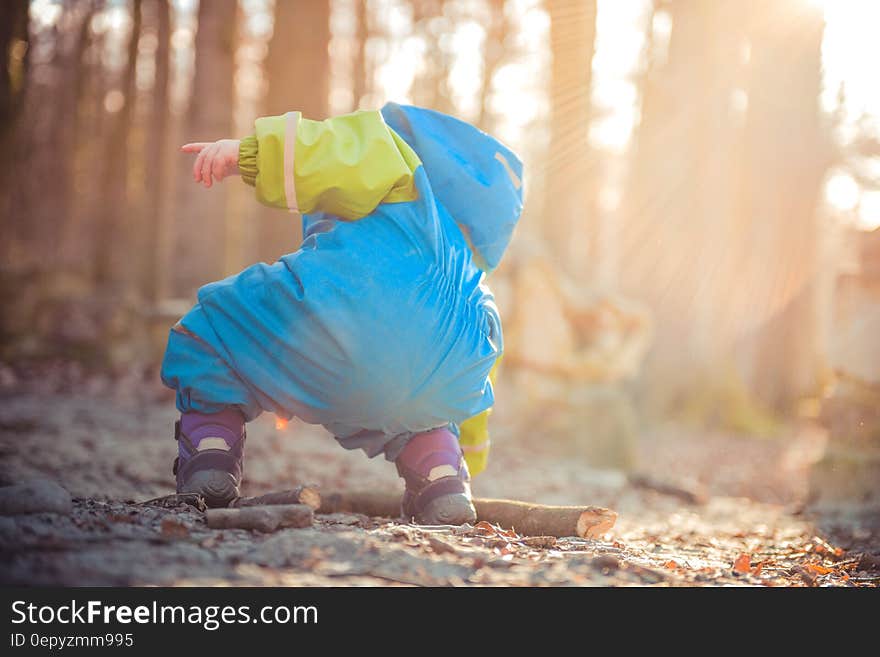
left=238, top=136, right=258, bottom=187
left=240, top=110, right=421, bottom=219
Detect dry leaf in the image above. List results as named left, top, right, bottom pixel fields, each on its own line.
left=664, top=560, right=681, bottom=570
left=473, top=520, right=496, bottom=536
left=803, top=563, right=834, bottom=576
left=733, top=553, right=752, bottom=574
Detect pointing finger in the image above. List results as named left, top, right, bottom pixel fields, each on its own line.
left=181, top=142, right=210, bottom=154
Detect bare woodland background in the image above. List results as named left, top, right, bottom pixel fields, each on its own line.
left=1, top=0, right=879, bottom=479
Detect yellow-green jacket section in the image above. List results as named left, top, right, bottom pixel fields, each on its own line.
left=238, top=110, right=421, bottom=220
left=456, top=357, right=500, bottom=475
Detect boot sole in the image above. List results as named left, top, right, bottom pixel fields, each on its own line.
left=414, top=493, right=477, bottom=526
left=179, top=469, right=240, bottom=508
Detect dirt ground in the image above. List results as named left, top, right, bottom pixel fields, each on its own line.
left=1, top=368, right=878, bottom=587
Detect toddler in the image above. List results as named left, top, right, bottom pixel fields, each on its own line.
left=162, top=103, right=523, bottom=524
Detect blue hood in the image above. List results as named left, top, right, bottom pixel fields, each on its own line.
left=380, top=102, right=524, bottom=271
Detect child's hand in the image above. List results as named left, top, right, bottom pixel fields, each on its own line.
left=181, top=139, right=241, bottom=188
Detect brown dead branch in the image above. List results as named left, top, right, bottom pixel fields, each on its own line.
left=318, top=489, right=616, bottom=538
left=231, top=485, right=321, bottom=510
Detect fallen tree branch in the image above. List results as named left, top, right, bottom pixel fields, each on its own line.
left=205, top=504, right=313, bottom=532
left=318, top=490, right=617, bottom=538
left=474, top=498, right=616, bottom=538
left=231, top=485, right=321, bottom=510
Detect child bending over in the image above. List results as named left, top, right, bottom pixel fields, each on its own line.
left=163, top=103, right=523, bottom=525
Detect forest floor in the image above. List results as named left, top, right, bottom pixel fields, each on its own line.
left=1, top=366, right=878, bottom=587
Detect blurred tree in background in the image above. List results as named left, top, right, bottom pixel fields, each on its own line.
left=2, top=0, right=879, bottom=451
left=251, top=0, right=329, bottom=265
left=170, top=0, right=235, bottom=297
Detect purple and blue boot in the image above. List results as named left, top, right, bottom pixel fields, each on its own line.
left=173, top=409, right=246, bottom=508
left=396, top=427, right=477, bottom=526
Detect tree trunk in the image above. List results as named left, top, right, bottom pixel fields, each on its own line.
left=476, top=0, right=510, bottom=132
left=263, top=0, right=330, bottom=119
left=6, top=2, right=96, bottom=270
left=0, top=0, right=30, bottom=264
left=0, top=0, right=29, bottom=132
left=250, top=0, right=330, bottom=266
left=410, top=0, right=454, bottom=113
left=619, top=0, right=747, bottom=397
left=142, top=0, right=171, bottom=304
left=737, top=0, right=830, bottom=409
left=61, top=0, right=101, bottom=274
left=544, top=0, right=597, bottom=278
left=169, top=0, right=237, bottom=298
left=94, top=0, right=142, bottom=288
left=351, top=0, right=369, bottom=111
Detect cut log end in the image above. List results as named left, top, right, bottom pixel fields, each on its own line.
left=473, top=498, right=617, bottom=538
left=298, top=487, right=322, bottom=510
left=576, top=507, right=618, bottom=538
